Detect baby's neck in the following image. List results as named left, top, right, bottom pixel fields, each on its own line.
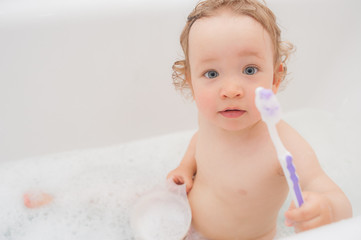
left=198, top=117, right=267, bottom=145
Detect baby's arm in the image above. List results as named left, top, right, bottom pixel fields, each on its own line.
left=281, top=122, right=352, bottom=232
left=167, top=132, right=197, bottom=193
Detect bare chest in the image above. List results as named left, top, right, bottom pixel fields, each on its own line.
left=194, top=135, right=287, bottom=202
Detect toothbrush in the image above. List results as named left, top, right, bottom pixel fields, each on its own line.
left=255, top=87, right=304, bottom=208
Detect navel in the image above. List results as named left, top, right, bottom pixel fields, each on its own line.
left=238, top=188, right=248, bottom=196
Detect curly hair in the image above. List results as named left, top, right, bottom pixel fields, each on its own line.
left=172, top=0, right=294, bottom=96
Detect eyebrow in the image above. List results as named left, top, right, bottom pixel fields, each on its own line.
left=197, top=50, right=264, bottom=64
left=237, top=49, right=264, bottom=59
left=197, top=57, right=218, bottom=64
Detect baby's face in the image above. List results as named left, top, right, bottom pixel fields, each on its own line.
left=188, top=8, right=278, bottom=131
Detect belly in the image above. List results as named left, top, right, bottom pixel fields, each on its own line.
left=188, top=169, right=288, bottom=239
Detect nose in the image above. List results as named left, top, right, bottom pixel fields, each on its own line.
left=220, top=79, right=243, bottom=99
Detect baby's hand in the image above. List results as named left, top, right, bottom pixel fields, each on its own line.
left=284, top=191, right=334, bottom=233
left=167, top=165, right=194, bottom=193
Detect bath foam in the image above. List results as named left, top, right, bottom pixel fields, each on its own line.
left=0, top=108, right=360, bottom=240
left=0, top=132, right=192, bottom=240
left=135, top=201, right=188, bottom=239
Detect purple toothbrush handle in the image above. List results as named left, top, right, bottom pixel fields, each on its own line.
left=286, top=154, right=304, bottom=207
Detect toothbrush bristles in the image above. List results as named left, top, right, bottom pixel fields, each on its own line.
left=255, top=87, right=281, bottom=123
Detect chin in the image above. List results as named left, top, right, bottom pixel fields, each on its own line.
left=219, top=123, right=250, bottom=132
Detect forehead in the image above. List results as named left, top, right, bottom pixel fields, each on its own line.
left=188, top=9, right=274, bottom=62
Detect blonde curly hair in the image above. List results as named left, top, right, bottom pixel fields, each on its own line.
left=172, top=0, right=294, bottom=96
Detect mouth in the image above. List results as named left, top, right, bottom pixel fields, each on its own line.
left=219, top=108, right=245, bottom=118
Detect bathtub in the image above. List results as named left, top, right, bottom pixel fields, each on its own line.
left=0, top=0, right=361, bottom=239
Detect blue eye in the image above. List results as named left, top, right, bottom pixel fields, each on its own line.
left=243, top=66, right=258, bottom=75
left=204, top=70, right=219, bottom=79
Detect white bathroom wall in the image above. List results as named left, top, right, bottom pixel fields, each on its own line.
left=1, top=0, right=361, bottom=162
left=0, top=0, right=197, bottom=162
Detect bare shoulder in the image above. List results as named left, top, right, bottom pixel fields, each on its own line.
left=277, top=120, right=314, bottom=154
left=276, top=120, right=325, bottom=188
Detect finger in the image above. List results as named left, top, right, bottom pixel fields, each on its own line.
left=184, top=178, right=194, bottom=193
left=287, top=201, right=296, bottom=211
left=168, top=175, right=185, bottom=185
left=285, top=202, right=320, bottom=223
left=293, top=215, right=325, bottom=233
left=285, top=217, right=294, bottom=227
left=284, top=201, right=296, bottom=226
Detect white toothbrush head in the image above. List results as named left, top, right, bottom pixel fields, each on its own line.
left=255, top=87, right=282, bottom=125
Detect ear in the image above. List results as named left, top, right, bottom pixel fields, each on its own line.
left=272, top=63, right=284, bottom=93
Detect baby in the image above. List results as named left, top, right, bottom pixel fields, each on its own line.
left=167, top=0, right=352, bottom=239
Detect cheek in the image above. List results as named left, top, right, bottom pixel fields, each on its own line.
left=193, top=88, right=216, bottom=113
left=248, top=92, right=263, bottom=119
